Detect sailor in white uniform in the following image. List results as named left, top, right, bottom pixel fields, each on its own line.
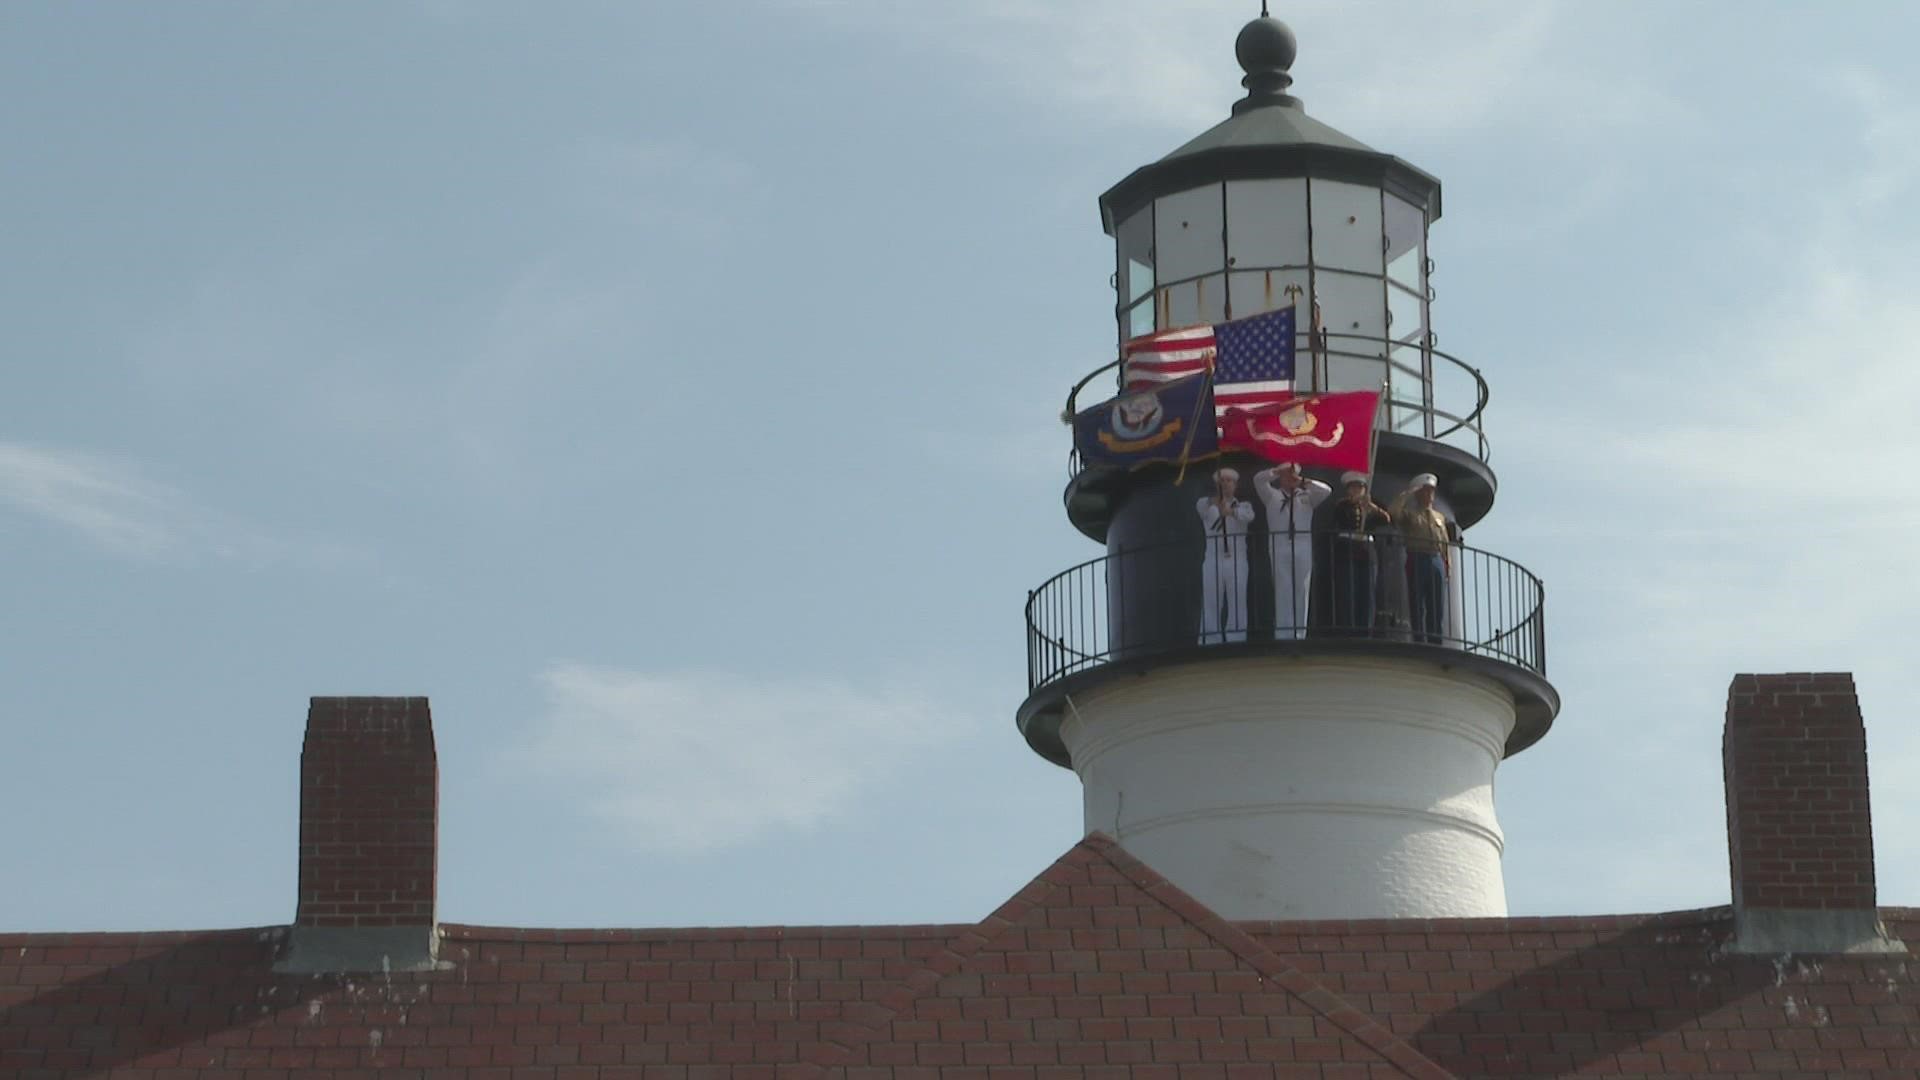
left=1253, top=462, right=1332, bottom=639
left=1197, top=467, right=1256, bottom=644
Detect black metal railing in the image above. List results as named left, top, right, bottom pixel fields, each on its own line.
left=1063, top=330, right=1491, bottom=480
left=1024, top=528, right=1545, bottom=695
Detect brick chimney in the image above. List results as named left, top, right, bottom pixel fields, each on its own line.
left=1722, top=673, right=1904, bottom=954
left=276, top=696, right=444, bottom=973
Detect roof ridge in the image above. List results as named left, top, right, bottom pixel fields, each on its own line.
left=796, top=842, right=1079, bottom=1074
left=797, top=832, right=1456, bottom=1079
left=435, top=922, right=980, bottom=943
left=1234, top=904, right=1740, bottom=935
left=1088, top=834, right=1455, bottom=1080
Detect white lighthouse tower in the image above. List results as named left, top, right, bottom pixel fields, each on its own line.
left=1018, top=12, right=1559, bottom=920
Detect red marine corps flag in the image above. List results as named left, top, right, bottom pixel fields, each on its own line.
left=1218, top=389, right=1380, bottom=472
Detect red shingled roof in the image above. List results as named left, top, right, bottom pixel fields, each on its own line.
left=804, top=833, right=1449, bottom=1078
left=4, top=833, right=1918, bottom=1078
left=1248, top=909, right=1920, bottom=1077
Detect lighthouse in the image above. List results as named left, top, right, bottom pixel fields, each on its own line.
left=1018, top=12, right=1560, bottom=920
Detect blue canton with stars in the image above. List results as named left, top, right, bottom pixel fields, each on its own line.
left=1213, top=306, right=1296, bottom=383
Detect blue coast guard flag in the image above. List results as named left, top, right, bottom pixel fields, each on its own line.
left=1073, top=371, right=1220, bottom=470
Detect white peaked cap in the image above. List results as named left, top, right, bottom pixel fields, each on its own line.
left=1340, top=471, right=1368, bottom=486
left=1410, top=472, right=1439, bottom=489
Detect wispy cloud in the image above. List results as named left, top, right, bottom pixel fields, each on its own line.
left=785, top=0, right=1682, bottom=253
left=0, top=443, right=183, bottom=557
left=784, top=0, right=1682, bottom=147
left=0, top=440, right=358, bottom=568
left=1817, top=65, right=1920, bottom=215
left=513, top=663, right=969, bottom=853
left=1507, top=65, right=1920, bottom=539
left=1470, top=63, right=1920, bottom=914
left=1504, top=271, right=1920, bottom=669
left=782, top=0, right=1224, bottom=133
left=127, top=135, right=757, bottom=494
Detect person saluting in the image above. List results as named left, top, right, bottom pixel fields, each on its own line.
left=1392, top=472, right=1452, bottom=645
left=1196, top=467, right=1256, bottom=644
left=1328, top=471, right=1391, bottom=634
left=1252, top=462, right=1330, bottom=639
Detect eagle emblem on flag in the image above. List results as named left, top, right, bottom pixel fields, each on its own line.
left=1072, top=372, right=1219, bottom=470
left=1218, top=389, right=1379, bottom=471
left=1111, top=392, right=1166, bottom=440
left=1275, top=401, right=1318, bottom=437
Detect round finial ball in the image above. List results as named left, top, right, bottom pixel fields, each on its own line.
left=1235, top=15, right=1297, bottom=75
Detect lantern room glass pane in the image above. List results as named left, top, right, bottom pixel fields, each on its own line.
left=1432, top=352, right=1482, bottom=455
left=1228, top=268, right=1309, bottom=322
left=1153, top=185, right=1226, bottom=289
left=1309, top=179, right=1384, bottom=275
left=1326, top=355, right=1389, bottom=393
left=1315, top=270, right=1385, bottom=394
left=1387, top=281, right=1425, bottom=346
left=1385, top=195, right=1425, bottom=291
left=1313, top=269, right=1386, bottom=350
left=1160, top=272, right=1226, bottom=331
left=1126, top=297, right=1155, bottom=339
left=1390, top=342, right=1428, bottom=435
left=1117, top=208, right=1154, bottom=305
left=1225, top=178, right=1308, bottom=271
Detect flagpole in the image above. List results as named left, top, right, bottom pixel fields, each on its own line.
left=1365, top=378, right=1387, bottom=484
left=1283, top=285, right=1305, bottom=359
left=1173, top=365, right=1215, bottom=486
left=1310, top=299, right=1326, bottom=391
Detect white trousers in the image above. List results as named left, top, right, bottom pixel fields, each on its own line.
left=1271, top=536, right=1314, bottom=639
left=1200, top=544, right=1251, bottom=644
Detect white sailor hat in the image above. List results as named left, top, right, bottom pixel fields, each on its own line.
left=1274, top=461, right=1303, bottom=474
left=1213, top=466, right=1240, bottom=482
left=1410, top=472, right=1439, bottom=490
left=1340, top=471, right=1368, bottom=486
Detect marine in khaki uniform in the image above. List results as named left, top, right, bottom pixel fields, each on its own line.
left=1391, top=472, right=1452, bottom=645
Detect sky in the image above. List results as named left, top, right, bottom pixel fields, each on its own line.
left=3, top=1, right=1918, bottom=932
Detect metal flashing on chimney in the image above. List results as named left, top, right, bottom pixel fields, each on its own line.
left=275, top=925, right=448, bottom=974
left=1729, top=909, right=1906, bottom=956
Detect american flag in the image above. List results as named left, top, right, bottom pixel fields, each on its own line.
left=1121, top=324, right=1217, bottom=388
left=1212, top=306, right=1297, bottom=414
left=1121, top=306, right=1296, bottom=420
